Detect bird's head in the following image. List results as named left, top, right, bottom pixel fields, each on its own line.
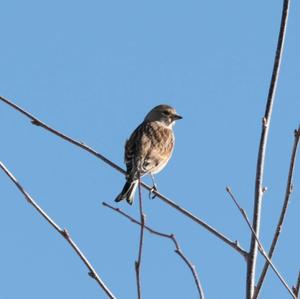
left=144, top=104, right=182, bottom=127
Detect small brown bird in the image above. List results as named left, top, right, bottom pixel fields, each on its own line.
left=115, top=104, right=182, bottom=204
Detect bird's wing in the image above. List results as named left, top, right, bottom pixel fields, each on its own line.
left=124, top=122, right=148, bottom=178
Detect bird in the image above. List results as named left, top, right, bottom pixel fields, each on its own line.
left=115, top=104, right=182, bottom=204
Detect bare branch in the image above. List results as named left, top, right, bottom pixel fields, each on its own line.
left=173, top=244, right=205, bottom=299
left=293, top=271, right=300, bottom=298
left=103, top=202, right=205, bottom=299
left=226, top=187, right=296, bottom=299
left=135, top=178, right=145, bottom=299
left=253, top=126, right=300, bottom=298
left=0, top=161, right=116, bottom=299
left=0, top=95, right=247, bottom=259
left=247, top=1, right=291, bottom=298
left=0, top=96, right=125, bottom=175
left=149, top=187, right=248, bottom=259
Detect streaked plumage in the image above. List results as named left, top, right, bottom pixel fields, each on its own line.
left=115, top=104, right=182, bottom=204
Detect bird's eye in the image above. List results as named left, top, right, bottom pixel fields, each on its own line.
left=162, top=111, right=170, bottom=116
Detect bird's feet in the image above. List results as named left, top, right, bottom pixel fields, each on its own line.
left=149, top=184, right=158, bottom=199
left=149, top=173, right=159, bottom=199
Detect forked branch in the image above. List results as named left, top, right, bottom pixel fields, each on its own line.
left=103, top=202, right=205, bottom=299
left=293, top=271, right=300, bottom=298
left=253, top=126, right=300, bottom=298
left=226, top=187, right=296, bottom=299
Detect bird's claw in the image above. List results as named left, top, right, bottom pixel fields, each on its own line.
left=149, top=184, right=158, bottom=199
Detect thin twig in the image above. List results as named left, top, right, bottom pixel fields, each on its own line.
left=103, top=202, right=205, bottom=299
left=247, top=1, right=290, bottom=298
left=0, top=161, right=116, bottom=299
left=150, top=188, right=248, bottom=259
left=226, top=187, right=296, bottom=299
left=173, top=242, right=205, bottom=299
left=0, top=95, right=247, bottom=259
left=293, top=271, right=300, bottom=298
left=135, top=178, right=145, bottom=299
left=254, top=126, right=300, bottom=299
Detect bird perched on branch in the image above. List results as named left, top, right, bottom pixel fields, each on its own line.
left=115, top=104, right=182, bottom=204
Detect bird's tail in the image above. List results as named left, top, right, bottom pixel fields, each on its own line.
left=115, top=179, right=138, bottom=205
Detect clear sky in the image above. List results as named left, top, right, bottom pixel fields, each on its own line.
left=0, top=1, right=299, bottom=298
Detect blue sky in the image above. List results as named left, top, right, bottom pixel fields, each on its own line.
left=0, top=1, right=299, bottom=298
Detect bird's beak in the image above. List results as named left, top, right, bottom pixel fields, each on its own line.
left=173, top=114, right=183, bottom=120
